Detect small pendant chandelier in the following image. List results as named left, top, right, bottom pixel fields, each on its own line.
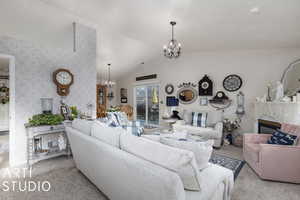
left=105, top=63, right=114, bottom=101
left=163, top=21, right=181, bottom=59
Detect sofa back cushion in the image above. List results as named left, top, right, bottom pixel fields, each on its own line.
left=161, top=137, right=213, bottom=170
left=281, top=123, right=300, bottom=146
left=120, top=133, right=201, bottom=191
left=183, top=110, right=222, bottom=127
left=72, top=119, right=94, bottom=136
left=91, top=121, right=125, bottom=147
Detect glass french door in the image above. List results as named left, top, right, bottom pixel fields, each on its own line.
left=134, top=84, right=159, bottom=126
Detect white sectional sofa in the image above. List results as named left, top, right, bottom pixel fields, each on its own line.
left=66, top=119, right=233, bottom=200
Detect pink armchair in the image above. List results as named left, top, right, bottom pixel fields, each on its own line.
left=243, top=123, right=300, bottom=183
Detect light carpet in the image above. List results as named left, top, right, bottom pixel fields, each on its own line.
left=0, top=145, right=299, bottom=200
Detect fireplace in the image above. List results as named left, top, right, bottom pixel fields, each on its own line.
left=258, top=119, right=281, bottom=134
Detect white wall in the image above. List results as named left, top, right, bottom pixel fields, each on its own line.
left=0, top=23, right=96, bottom=166
left=117, top=48, right=300, bottom=132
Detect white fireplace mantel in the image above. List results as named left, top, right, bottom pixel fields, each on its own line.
left=254, top=102, right=300, bottom=131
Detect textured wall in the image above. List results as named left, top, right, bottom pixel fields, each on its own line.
left=0, top=24, right=97, bottom=166
left=117, top=48, right=300, bottom=133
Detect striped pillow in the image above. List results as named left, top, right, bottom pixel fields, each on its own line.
left=191, top=112, right=207, bottom=127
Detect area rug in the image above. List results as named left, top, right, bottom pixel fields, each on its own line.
left=209, top=153, right=245, bottom=180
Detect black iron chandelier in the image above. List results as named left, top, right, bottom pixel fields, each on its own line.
left=163, top=21, right=181, bottom=58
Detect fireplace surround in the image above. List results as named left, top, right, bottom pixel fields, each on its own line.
left=258, top=119, right=281, bottom=134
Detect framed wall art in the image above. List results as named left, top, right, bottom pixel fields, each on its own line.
left=120, top=88, right=128, bottom=103
left=199, top=97, right=208, bottom=106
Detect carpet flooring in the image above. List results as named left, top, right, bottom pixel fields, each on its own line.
left=0, top=145, right=299, bottom=200
left=0, top=134, right=9, bottom=169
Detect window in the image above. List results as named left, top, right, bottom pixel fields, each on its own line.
left=134, top=84, right=159, bottom=126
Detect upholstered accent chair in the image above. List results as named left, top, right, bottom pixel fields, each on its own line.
left=243, top=123, right=300, bottom=183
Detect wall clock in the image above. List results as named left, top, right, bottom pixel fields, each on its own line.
left=223, top=74, right=242, bottom=92
left=198, top=75, right=213, bottom=96
left=165, top=84, right=174, bottom=95
left=53, top=68, right=74, bottom=96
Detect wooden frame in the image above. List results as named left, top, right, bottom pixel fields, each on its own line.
left=96, top=84, right=107, bottom=118
left=53, top=68, right=74, bottom=96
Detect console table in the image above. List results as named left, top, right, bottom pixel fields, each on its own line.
left=25, top=122, right=71, bottom=167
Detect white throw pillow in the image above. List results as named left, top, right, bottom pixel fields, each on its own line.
left=183, top=110, right=192, bottom=124
left=160, top=137, right=213, bottom=170
left=72, top=119, right=94, bottom=136
left=120, top=134, right=201, bottom=191
left=91, top=121, right=125, bottom=148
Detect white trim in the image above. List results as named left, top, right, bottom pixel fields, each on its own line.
left=0, top=54, right=16, bottom=167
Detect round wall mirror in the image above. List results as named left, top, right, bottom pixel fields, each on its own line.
left=281, top=59, right=300, bottom=96
left=177, top=87, right=198, bottom=104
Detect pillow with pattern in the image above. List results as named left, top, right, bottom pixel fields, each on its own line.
left=191, top=112, right=207, bottom=128
left=267, top=130, right=298, bottom=145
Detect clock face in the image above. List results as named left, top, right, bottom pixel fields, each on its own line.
left=223, top=74, right=242, bottom=92
left=201, top=82, right=209, bottom=89
left=217, top=92, right=224, bottom=98
left=165, top=84, right=174, bottom=95
left=56, top=71, right=72, bottom=85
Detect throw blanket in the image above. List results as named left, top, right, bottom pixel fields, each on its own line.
left=186, top=163, right=234, bottom=200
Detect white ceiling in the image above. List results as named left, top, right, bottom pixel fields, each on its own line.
left=2, top=0, right=300, bottom=80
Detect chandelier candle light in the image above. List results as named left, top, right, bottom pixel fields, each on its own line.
left=163, top=21, right=181, bottom=58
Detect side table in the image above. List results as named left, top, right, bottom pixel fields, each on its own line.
left=25, top=122, right=71, bottom=168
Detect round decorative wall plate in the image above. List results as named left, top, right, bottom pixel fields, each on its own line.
left=223, top=74, right=242, bottom=92
left=165, top=84, right=174, bottom=95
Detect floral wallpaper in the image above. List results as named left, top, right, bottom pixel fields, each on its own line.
left=0, top=24, right=97, bottom=166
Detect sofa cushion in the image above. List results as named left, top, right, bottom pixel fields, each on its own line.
left=173, top=124, right=220, bottom=139
left=191, top=112, right=207, bottom=127
left=267, top=130, right=298, bottom=145
left=161, top=137, right=214, bottom=170
left=244, top=143, right=260, bottom=163
left=72, top=119, right=94, bottom=136
left=120, top=133, right=201, bottom=191
left=91, top=121, right=125, bottom=147
left=182, top=110, right=222, bottom=127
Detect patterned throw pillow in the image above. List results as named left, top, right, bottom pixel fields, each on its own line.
left=107, top=112, right=120, bottom=127
left=191, top=112, right=207, bottom=128
left=267, top=130, right=298, bottom=145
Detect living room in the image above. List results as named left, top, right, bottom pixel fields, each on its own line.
left=0, top=0, right=300, bottom=200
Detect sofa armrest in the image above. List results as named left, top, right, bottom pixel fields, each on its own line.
left=259, top=144, right=300, bottom=182
left=175, top=120, right=186, bottom=125
left=213, top=122, right=223, bottom=139
left=243, top=133, right=271, bottom=144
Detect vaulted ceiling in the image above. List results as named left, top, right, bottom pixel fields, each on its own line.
left=1, top=0, right=300, bottom=80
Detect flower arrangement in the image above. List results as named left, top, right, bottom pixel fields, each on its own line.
left=223, top=118, right=241, bottom=133
left=223, top=117, right=241, bottom=145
